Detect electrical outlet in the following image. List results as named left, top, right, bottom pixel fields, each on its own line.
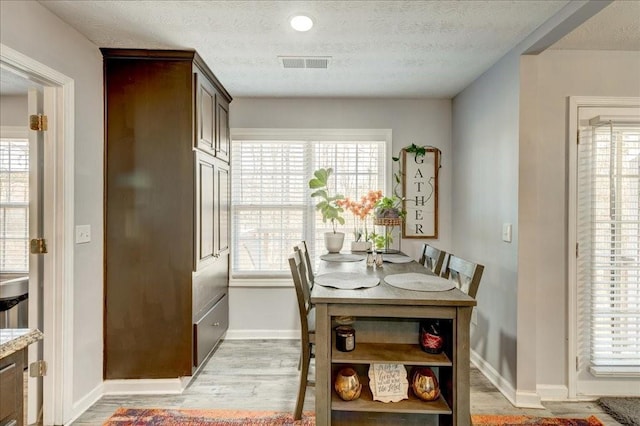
left=75, top=225, right=91, bottom=244
left=471, top=309, right=478, bottom=326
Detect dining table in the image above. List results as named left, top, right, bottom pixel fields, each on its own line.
left=310, top=251, right=476, bottom=426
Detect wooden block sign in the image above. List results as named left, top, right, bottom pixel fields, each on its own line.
left=368, top=363, right=408, bottom=403
left=402, top=148, right=439, bottom=238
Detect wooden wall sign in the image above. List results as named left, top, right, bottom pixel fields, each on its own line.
left=402, top=148, right=439, bottom=239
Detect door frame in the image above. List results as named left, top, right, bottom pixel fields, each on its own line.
left=567, top=96, right=640, bottom=398
left=1, top=43, right=75, bottom=425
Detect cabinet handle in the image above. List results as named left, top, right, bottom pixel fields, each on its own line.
left=213, top=322, right=220, bottom=326
left=0, top=362, right=16, bottom=375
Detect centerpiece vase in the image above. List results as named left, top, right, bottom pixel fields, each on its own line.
left=324, top=232, right=345, bottom=253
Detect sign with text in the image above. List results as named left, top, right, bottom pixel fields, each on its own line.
left=368, top=363, right=408, bottom=403
left=402, top=148, right=439, bottom=238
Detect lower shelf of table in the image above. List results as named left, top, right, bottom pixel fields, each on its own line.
left=332, top=384, right=451, bottom=414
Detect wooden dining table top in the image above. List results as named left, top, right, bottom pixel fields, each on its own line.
left=311, top=253, right=476, bottom=307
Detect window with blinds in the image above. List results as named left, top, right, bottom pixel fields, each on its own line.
left=0, top=137, right=30, bottom=273
left=578, top=119, right=640, bottom=374
left=231, top=133, right=386, bottom=277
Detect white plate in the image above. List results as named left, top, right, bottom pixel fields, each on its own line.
left=320, top=253, right=365, bottom=262
left=384, top=273, right=455, bottom=292
left=314, top=272, right=380, bottom=289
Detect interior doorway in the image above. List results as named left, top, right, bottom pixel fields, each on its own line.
left=1, top=44, right=75, bottom=426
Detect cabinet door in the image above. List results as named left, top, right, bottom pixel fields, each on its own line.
left=216, top=163, right=230, bottom=255
left=195, top=152, right=216, bottom=270
left=195, top=71, right=216, bottom=156
left=216, top=96, right=230, bottom=162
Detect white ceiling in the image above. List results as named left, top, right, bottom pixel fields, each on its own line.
left=3, top=1, right=639, bottom=98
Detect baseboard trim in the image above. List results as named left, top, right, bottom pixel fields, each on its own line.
left=224, top=329, right=299, bottom=340
left=103, top=378, right=188, bottom=395
left=471, top=349, right=544, bottom=409
left=537, top=384, right=569, bottom=401
left=514, top=390, right=544, bottom=409
left=65, top=382, right=103, bottom=425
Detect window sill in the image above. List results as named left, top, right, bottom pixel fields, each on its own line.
left=229, top=277, right=293, bottom=288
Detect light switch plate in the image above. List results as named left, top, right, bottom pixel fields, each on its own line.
left=75, top=225, right=91, bottom=244
left=502, top=223, right=512, bottom=243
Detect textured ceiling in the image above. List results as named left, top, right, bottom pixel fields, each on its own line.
left=4, top=1, right=637, bottom=98
left=37, top=0, right=573, bottom=98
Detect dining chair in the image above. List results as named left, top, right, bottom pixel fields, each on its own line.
left=419, top=243, right=447, bottom=276
left=440, top=254, right=484, bottom=298
left=288, top=251, right=316, bottom=420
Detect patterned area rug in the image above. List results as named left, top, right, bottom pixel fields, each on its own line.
left=103, top=408, right=316, bottom=425
left=472, top=415, right=604, bottom=425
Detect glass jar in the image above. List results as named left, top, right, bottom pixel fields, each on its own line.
left=335, top=325, right=356, bottom=352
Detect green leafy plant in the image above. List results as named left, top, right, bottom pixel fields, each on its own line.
left=374, top=195, right=406, bottom=219
left=308, top=167, right=345, bottom=233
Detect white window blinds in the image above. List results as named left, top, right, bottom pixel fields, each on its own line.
left=578, top=119, right=640, bottom=373
left=0, top=138, right=29, bottom=273
left=231, top=132, right=386, bottom=277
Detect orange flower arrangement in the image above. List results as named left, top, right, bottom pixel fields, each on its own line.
left=336, top=190, right=383, bottom=242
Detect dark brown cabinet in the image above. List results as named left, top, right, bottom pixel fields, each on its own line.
left=0, top=350, right=24, bottom=426
left=102, top=49, right=232, bottom=380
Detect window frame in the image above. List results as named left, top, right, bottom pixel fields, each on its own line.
left=229, top=128, right=393, bottom=287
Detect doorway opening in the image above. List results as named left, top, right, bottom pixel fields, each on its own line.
left=1, top=44, right=75, bottom=425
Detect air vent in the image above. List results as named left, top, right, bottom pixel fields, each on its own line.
left=279, top=56, right=331, bottom=69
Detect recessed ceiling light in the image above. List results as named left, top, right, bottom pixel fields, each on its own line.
left=290, top=15, right=313, bottom=32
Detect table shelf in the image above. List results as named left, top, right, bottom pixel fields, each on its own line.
left=332, top=342, right=452, bottom=366
left=332, top=384, right=451, bottom=414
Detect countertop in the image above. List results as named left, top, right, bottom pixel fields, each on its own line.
left=0, top=328, right=43, bottom=359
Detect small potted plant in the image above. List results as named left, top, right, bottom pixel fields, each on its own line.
left=309, top=167, right=345, bottom=253
left=337, top=190, right=382, bottom=252
left=374, top=195, right=405, bottom=220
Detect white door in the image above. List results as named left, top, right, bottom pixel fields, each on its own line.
left=572, top=103, right=640, bottom=396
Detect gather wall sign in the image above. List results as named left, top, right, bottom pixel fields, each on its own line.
left=400, top=146, right=439, bottom=239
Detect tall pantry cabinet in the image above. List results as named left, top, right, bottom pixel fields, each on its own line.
left=101, top=49, right=232, bottom=379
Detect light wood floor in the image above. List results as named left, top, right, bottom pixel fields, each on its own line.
left=70, top=339, right=621, bottom=425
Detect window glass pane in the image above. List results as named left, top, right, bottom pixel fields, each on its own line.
left=0, top=138, right=29, bottom=273
left=232, top=134, right=386, bottom=276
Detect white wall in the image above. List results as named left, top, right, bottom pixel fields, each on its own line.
left=0, top=0, right=104, bottom=420
left=520, top=49, right=640, bottom=391
left=228, top=97, right=451, bottom=335
left=452, top=50, right=520, bottom=393
left=0, top=95, right=28, bottom=126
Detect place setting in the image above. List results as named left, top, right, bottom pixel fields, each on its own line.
left=314, top=272, right=380, bottom=289
left=383, top=272, right=456, bottom=292
left=319, top=253, right=366, bottom=262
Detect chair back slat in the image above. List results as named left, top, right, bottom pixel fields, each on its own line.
left=294, top=241, right=314, bottom=287
left=419, top=243, right=446, bottom=275
left=442, top=254, right=484, bottom=298
left=288, top=252, right=312, bottom=337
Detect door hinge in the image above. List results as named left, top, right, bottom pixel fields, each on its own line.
left=576, top=242, right=579, bottom=258
left=30, top=360, right=47, bottom=377
left=577, top=129, right=580, bottom=144
left=30, top=238, right=48, bottom=254
left=575, top=356, right=579, bottom=371
left=29, top=114, right=48, bottom=131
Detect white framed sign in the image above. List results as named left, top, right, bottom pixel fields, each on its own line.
left=402, top=148, right=439, bottom=239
